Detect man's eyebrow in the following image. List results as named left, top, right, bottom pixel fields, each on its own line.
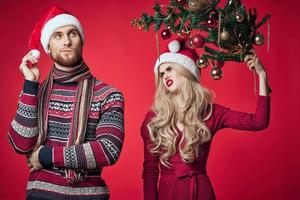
left=53, top=28, right=79, bottom=35
left=52, top=30, right=62, bottom=35
left=68, top=28, right=79, bottom=33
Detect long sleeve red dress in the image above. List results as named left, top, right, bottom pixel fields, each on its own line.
left=141, top=96, right=270, bottom=200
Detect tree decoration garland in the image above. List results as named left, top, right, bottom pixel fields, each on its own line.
left=131, top=0, right=270, bottom=79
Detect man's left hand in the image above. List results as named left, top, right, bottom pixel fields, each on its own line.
left=27, top=146, right=43, bottom=173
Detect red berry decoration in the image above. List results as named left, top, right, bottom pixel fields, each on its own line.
left=191, top=34, right=205, bottom=48
left=161, top=29, right=171, bottom=40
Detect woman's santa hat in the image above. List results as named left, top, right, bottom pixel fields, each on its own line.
left=154, top=39, right=200, bottom=80
left=28, top=6, right=84, bottom=59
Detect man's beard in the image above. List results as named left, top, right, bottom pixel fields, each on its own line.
left=51, top=49, right=83, bottom=67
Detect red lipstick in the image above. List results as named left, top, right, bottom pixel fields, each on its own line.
left=166, top=79, right=173, bottom=87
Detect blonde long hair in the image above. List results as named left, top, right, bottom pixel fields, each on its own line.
left=148, top=63, right=213, bottom=167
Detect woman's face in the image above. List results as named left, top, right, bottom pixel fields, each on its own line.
left=158, top=63, right=186, bottom=94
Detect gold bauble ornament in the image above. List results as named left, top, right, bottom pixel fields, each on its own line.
left=211, top=67, right=223, bottom=80
left=130, top=18, right=145, bottom=29
left=236, top=13, right=245, bottom=23
left=230, top=44, right=241, bottom=53
left=188, top=0, right=202, bottom=12
left=254, top=33, right=264, bottom=46
left=220, top=30, right=230, bottom=41
left=196, top=58, right=209, bottom=68
left=130, top=18, right=138, bottom=26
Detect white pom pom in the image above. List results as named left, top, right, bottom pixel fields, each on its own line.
left=168, top=40, right=180, bottom=53
left=29, top=49, right=40, bottom=60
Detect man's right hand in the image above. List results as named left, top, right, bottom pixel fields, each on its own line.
left=19, top=52, right=40, bottom=82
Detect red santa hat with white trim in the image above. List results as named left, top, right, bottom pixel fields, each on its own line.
left=28, top=6, right=84, bottom=59
left=154, top=39, right=200, bottom=81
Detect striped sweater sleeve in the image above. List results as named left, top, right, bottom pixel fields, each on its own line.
left=8, top=80, right=39, bottom=154
left=212, top=95, right=270, bottom=132
left=40, top=91, right=125, bottom=170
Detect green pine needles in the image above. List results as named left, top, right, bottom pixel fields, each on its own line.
left=132, top=0, right=270, bottom=63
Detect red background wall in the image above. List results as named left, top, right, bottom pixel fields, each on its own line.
left=0, top=0, right=299, bottom=199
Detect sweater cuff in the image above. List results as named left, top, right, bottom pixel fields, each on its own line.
left=258, top=95, right=270, bottom=99
left=257, top=95, right=270, bottom=107
left=23, top=80, right=39, bottom=95
left=38, top=146, right=53, bottom=168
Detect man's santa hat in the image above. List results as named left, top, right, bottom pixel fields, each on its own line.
left=154, top=39, right=200, bottom=80
left=28, top=6, right=84, bottom=59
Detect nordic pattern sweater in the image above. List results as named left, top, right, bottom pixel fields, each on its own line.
left=8, top=79, right=124, bottom=200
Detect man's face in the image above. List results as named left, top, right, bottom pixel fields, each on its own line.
left=48, top=25, right=83, bottom=67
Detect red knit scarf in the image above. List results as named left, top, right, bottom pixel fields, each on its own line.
left=37, top=62, right=94, bottom=183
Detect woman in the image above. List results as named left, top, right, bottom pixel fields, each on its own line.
left=141, top=39, right=270, bottom=200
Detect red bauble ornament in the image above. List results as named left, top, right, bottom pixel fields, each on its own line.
left=185, top=37, right=195, bottom=49
left=212, top=60, right=225, bottom=68
left=209, top=10, right=218, bottom=21
left=207, top=18, right=217, bottom=28
left=161, top=29, right=171, bottom=40
left=175, top=0, right=186, bottom=5
left=191, top=34, right=205, bottom=48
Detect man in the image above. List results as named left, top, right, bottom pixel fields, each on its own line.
left=8, top=6, right=124, bottom=200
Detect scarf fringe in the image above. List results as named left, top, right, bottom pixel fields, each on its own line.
left=37, top=62, right=94, bottom=183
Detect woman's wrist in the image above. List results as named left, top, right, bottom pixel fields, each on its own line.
left=257, top=70, right=270, bottom=96
left=257, top=70, right=267, bottom=78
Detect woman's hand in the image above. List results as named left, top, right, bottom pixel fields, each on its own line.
left=244, top=49, right=270, bottom=96
left=244, top=49, right=266, bottom=76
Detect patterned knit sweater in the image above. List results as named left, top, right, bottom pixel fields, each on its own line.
left=8, top=79, right=124, bottom=200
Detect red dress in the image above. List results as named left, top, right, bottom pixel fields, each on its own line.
left=141, top=96, right=270, bottom=200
